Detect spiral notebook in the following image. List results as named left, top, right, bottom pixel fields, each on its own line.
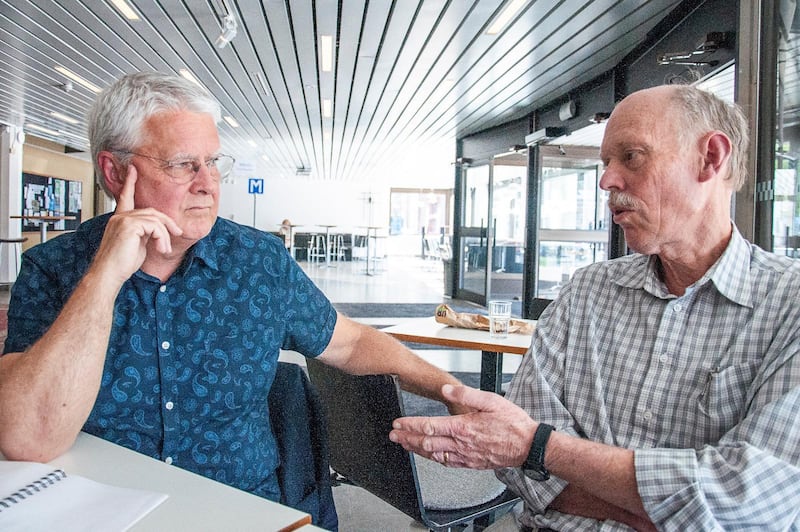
left=0, top=461, right=167, bottom=531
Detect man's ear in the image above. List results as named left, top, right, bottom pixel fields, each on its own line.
left=97, top=151, right=126, bottom=195
left=699, top=131, right=732, bottom=183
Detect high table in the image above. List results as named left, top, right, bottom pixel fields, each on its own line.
left=382, top=316, right=534, bottom=393
left=319, top=224, right=338, bottom=267
left=10, top=214, right=76, bottom=243
left=278, top=223, right=303, bottom=259
left=358, top=226, right=384, bottom=275
left=1, top=432, right=312, bottom=531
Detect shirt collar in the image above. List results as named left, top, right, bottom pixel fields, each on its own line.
left=705, top=225, right=753, bottom=307
left=613, top=225, right=753, bottom=307
left=181, top=219, right=222, bottom=272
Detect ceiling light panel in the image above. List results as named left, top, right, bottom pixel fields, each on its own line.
left=110, top=0, right=140, bottom=20
left=26, top=123, right=59, bottom=136
left=53, top=66, right=101, bottom=93
left=320, top=35, right=333, bottom=72
left=486, top=0, right=527, bottom=35
left=50, top=111, right=79, bottom=124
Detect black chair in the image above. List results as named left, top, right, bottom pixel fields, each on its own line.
left=527, top=297, right=553, bottom=320
left=293, top=233, right=311, bottom=261
left=306, top=358, right=519, bottom=531
left=268, top=362, right=338, bottom=530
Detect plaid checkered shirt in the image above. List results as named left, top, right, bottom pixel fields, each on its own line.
left=498, top=226, right=800, bottom=531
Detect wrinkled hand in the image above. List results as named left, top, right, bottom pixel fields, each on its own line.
left=91, top=165, right=183, bottom=285
left=390, top=384, right=537, bottom=469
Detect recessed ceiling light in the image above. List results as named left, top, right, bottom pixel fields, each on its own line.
left=322, top=98, right=332, bottom=118
left=223, top=116, right=240, bottom=128
left=50, top=111, right=79, bottom=124
left=110, top=0, right=140, bottom=20
left=252, top=71, right=270, bottom=95
left=486, top=0, right=526, bottom=35
left=248, top=140, right=257, bottom=148
left=261, top=154, right=269, bottom=161
left=26, top=123, right=59, bottom=136
left=54, top=66, right=101, bottom=93
left=179, top=69, right=203, bottom=87
left=320, top=35, right=333, bottom=72
left=58, top=130, right=88, bottom=143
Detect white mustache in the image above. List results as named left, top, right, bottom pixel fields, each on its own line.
left=608, top=192, right=640, bottom=210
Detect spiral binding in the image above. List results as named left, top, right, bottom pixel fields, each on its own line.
left=0, top=469, right=67, bottom=511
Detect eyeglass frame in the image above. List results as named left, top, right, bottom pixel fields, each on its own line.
left=114, top=150, right=236, bottom=184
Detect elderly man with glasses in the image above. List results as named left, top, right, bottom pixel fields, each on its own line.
left=0, top=72, right=464, bottom=514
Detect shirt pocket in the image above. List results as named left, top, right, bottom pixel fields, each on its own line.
left=696, top=361, right=758, bottom=441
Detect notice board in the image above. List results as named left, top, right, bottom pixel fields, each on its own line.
left=21, top=173, right=82, bottom=232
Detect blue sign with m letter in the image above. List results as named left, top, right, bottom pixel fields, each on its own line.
left=248, top=178, right=264, bottom=194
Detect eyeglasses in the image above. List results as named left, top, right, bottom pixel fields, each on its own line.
left=117, top=151, right=235, bottom=184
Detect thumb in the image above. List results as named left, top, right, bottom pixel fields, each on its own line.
left=442, top=383, right=506, bottom=413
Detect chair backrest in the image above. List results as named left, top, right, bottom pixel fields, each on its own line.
left=305, top=358, right=519, bottom=531
left=268, top=362, right=338, bottom=531
left=527, top=297, right=553, bottom=320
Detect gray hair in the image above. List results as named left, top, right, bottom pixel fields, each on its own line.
left=669, top=85, right=750, bottom=190
left=88, top=71, right=221, bottom=193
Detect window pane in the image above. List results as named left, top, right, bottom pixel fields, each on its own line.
left=773, top=7, right=800, bottom=256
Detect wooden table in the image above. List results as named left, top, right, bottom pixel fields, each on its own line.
left=10, top=214, right=76, bottom=243
left=2, top=432, right=312, bottom=531
left=382, top=316, right=534, bottom=393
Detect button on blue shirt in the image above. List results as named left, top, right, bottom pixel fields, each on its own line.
left=4, top=214, right=337, bottom=501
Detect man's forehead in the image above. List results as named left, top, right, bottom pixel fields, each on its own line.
left=601, top=94, right=673, bottom=149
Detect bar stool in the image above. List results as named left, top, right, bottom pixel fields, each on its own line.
left=0, top=237, right=28, bottom=286
left=330, top=234, right=346, bottom=262
left=307, top=234, right=326, bottom=264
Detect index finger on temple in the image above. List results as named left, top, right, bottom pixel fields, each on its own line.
left=116, top=163, right=137, bottom=212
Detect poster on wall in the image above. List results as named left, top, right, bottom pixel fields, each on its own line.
left=21, top=173, right=82, bottom=232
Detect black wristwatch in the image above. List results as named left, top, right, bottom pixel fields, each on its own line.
left=522, top=423, right=555, bottom=481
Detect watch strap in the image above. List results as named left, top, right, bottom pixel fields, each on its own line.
left=523, top=423, right=555, bottom=480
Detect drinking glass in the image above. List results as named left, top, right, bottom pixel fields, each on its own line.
left=488, top=300, right=512, bottom=338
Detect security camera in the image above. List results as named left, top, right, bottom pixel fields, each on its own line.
left=61, top=81, right=73, bottom=93
left=215, top=14, right=237, bottom=49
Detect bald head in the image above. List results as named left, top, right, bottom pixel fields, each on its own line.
left=608, top=85, right=749, bottom=189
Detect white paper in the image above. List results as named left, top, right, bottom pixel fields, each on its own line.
left=0, top=461, right=168, bottom=531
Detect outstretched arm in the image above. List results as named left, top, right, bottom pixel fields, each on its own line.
left=316, top=314, right=470, bottom=414
left=390, top=384, right=653, bottom=529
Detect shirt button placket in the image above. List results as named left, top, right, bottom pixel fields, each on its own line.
left=156, top=283, right=177, bottom=463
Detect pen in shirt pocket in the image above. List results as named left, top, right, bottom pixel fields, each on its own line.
left=699, top=365, right=721, bottom=402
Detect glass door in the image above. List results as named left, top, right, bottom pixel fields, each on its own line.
left=489, top=152, right=527, bottom=303
left=535, top=145, right=609, bottom=299
left=772, top=4, right=799, bottom=256
left=458, top=164, right=490, bottom=303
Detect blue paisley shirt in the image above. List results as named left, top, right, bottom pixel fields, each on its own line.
left=3, top=214, right=337, bottom=501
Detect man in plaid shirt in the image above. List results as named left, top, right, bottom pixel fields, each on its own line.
left=391, top=85, right=800, bottom=530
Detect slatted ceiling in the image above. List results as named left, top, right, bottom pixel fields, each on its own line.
left=0, top=0, right=684, bottom=181
left=349, top=0, right=506, bottom=177
left=451, top=0, right=665, bottom=137
left=244, top=3, right=300, bottom=166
